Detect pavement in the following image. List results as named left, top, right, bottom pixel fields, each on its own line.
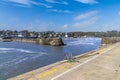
left=8, top=43, right=120, bottom=80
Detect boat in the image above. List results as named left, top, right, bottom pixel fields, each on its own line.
left=2, top=37, right=13, bottom=42
left=0, top=38, right=2, bottom=41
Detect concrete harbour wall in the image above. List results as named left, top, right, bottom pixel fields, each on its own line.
left=101, top=37, right=120, bottom=46
left=14, top=38, right=64, bottom=46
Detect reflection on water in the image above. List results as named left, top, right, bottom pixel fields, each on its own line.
left=0, top=38, right=101, bottom=80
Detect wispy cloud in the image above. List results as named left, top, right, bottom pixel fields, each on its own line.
left=75, top=11, right=98, bottom=20
left=0, top=20, right=52, bottom=31
left=102, top=24, right=120, bottom=31
left=8, top=0, right=34, bottom=5
left=51, top=9, right=71, bottom=13
left=73, top=16, right=99, bottom=27
left=3, top=0, right=52, bottom=8
left=63, top=24, right=69, bottom=28
left=118, top=11, right=120, bottom=16
left=45, top=0, right=56, bottom=3
left=45, top=0, right=68, bottom=5
left=60, top=24, right=69, bottom=31
left=59, top=10, right=100, bottom=31
left=60, top=10, right=99, bottom=31
left=75, top=0, right=98, bottom=4
left=73, top=10, right=99, bottom=27
left=1, top=0, right=68, bottom=8
left=37, top=2, right=53, bottom=8
left=62, top=1, right=68, bottom=5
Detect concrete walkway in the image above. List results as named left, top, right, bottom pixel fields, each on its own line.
left=8, top=43, right=120, bottom=80
left=51, top=43, right=120, bottom=80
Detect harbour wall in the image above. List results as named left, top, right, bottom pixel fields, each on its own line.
left=13, top=38, right=64, bottom=46
left=101, top=37, right=120, bottom=46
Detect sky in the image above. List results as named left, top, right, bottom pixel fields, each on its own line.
left=0, top=0, right=120, bottom=32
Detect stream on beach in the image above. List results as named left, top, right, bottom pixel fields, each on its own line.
left=0, top=38, right=101, bottom=80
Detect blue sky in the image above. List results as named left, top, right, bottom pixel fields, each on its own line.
left=0, top=0, right=120, bottom=32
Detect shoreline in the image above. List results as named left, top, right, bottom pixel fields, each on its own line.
left=8, top=43, right=113, bottom=80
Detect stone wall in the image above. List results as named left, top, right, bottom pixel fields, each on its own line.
left=101, top=37, right=120, bottom=46
left=14, top=38, right=64, bottom=46
left=36, top=38, right=64, bottom=46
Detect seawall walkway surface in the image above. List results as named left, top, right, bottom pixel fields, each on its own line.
left=8, top=43, right=120, bottom=80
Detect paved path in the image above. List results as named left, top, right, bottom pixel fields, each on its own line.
left=9, top=43, right=120, bottom=80
left=51, top=43, right=120, bottom=80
